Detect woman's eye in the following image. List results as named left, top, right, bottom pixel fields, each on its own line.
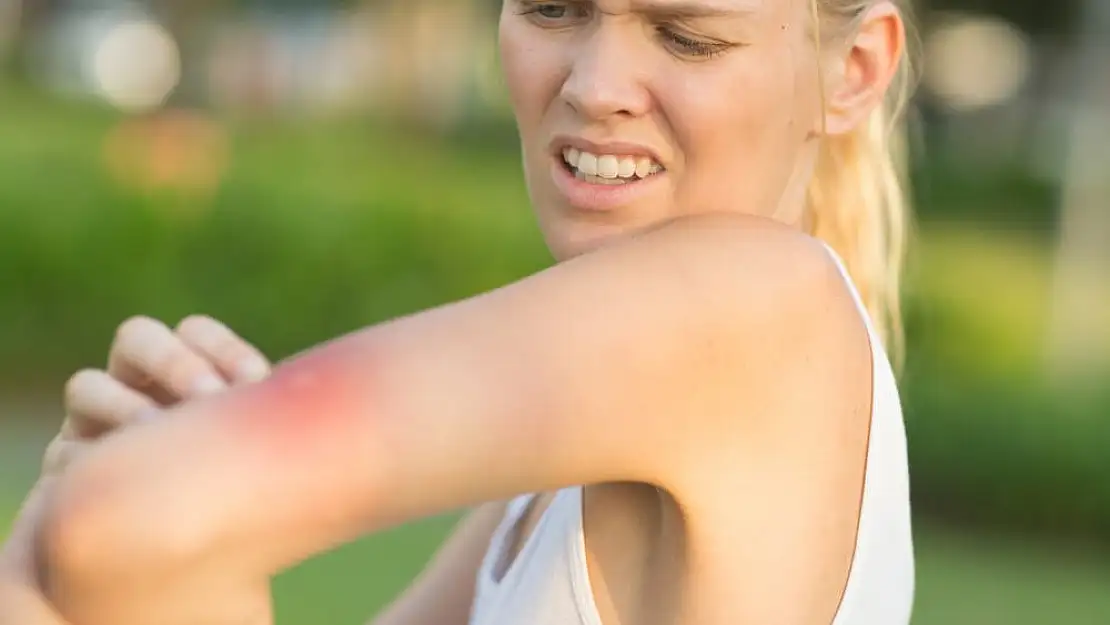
left=517, top=2, right=586, bottom=24
left=657, top=27, right=731, bottom=59
left=537, top=3, right=567, bottom=18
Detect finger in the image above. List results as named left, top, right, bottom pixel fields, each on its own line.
left=176, top=315, right=270, bottom=384
left=64, top=369, right=159, bottom=437
left=108, top=315, right=227, bottom=402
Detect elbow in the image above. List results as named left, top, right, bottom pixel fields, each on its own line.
left=37, top=456, right=210, bottom=606
left=37, top=480, right=129, bottom=599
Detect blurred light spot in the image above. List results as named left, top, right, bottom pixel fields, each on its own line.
left=924, top=13, right=1031, bottom=112
left=93, top=20, right=181, bottom=113
left=102, top=110, right=229, bottom=209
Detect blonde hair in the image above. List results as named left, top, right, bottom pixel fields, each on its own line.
left=806, top=0, right=917, bottom=368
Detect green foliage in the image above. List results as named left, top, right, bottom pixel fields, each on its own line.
left=0, top=93, right=550, bottom=383
left=901, top=228, right=1110, bottom=542
left=905, top=369, right=1110, bottom=542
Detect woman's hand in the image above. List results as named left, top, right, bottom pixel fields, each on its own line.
left=5, top=314, right=269, bottom=578
left=1, top=315, right=272, bottom=624
left=42, top=314, right=271, bottom=478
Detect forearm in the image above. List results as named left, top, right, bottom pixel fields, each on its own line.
left=42, top=277, right=636, bottom=593
left=36, top=316, right=496, bottom=625
left=39, top=299, right=573, bottom=624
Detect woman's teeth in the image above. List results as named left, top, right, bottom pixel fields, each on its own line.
left=562, top=147, right=662, bottom=185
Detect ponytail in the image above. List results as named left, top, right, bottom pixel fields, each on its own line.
left=805, top=0, right=916, bottom=369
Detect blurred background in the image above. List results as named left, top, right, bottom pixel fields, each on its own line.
left=0, top=0, right=1108, bottom=623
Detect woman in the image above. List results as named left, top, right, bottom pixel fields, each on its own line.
left=1, top=0, right=916, bottom=623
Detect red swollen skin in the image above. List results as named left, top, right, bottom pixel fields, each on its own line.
left=175, top=329, right=399, bottom=558
left=228, top=331, right=381, bottom=457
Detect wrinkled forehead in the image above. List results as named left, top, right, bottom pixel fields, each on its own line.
left=586, top=0, right=803, bottom=19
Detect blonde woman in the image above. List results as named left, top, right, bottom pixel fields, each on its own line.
left=1, top=0, right=916, bottom=623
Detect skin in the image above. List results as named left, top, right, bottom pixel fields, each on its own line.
left=2, top=0, right=905, bottom=623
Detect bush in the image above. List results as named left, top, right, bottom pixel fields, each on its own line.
left=901, top=356, right=1110, bottom=541
left=0, top=94, right=550, bottom=384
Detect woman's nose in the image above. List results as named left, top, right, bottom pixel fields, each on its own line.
left=559, top=27, right=652, bottom=122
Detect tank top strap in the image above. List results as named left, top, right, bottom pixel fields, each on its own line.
left=504, top=494, right=536, bottom=524
left=818, top=240, right=881, bottom=340
left=475, top=494, right=537, bottom=593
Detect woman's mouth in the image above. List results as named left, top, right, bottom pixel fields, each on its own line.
left=560, top=147, right=664, bottom=186
left=549, top=146, right=667, bottom=212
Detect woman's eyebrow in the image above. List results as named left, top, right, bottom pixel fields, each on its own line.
left=629, top=0, right=758, bottom=19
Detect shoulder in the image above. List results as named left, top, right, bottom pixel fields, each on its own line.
left=620, top=212, right=838, bottom=279
left=621, top=215, right=875, bottom=483
left=608, top=213, right=867, bottom=369
left=544, top=212, right=875, bottom=479
left=618, top=213, right=853, bottom=320
left=552, top=212, right=873, bottom=418
left=488, top=212, right=860, bottom=392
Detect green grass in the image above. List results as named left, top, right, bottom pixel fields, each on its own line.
left=912, top=526, right=1110, bottom=625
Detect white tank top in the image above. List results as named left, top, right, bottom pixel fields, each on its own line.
left=468, top=244, right=916, bottom=625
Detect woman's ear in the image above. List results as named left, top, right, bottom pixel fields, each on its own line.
left=822, top=2, right=906, bottom=136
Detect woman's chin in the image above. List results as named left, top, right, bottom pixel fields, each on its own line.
left=533, top=209, right=656, bottom=261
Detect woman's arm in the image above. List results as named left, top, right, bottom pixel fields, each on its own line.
left=41, top=214, right=870, bottom=624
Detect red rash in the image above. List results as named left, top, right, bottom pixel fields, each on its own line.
left=220, top=331, right=383, bottom=458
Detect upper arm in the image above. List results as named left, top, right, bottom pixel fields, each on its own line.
left=43, top=215, right=869, bottom=622
left=369, top=502, right=505, bottom=625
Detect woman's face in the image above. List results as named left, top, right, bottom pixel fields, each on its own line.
left=499, top=0, right=826, bottom=259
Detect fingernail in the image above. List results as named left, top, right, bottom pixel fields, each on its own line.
left=191, top=374, right=227, bottom=396
left=236, top=359, right=270, bottom=383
